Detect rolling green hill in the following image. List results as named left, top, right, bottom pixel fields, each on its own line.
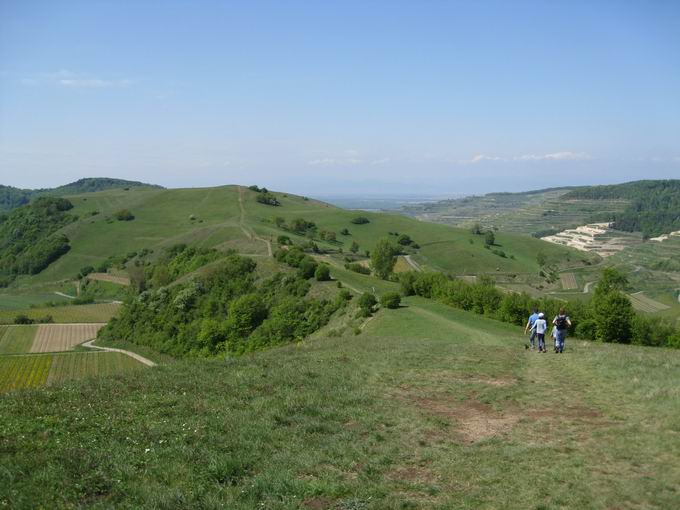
left=0, top=177, right=161, bottom=213
left=1, top=292, right=678, bottom=508
left=6, top=185, right=591, bottom=291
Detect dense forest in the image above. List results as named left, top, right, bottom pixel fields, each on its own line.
left=0, top=177, right=162, bottom=213
left=0, top=197, right=77, bottom=286
left=564, top=180, right=680, bottom=237
left=100, top=250, right=348, bottom=357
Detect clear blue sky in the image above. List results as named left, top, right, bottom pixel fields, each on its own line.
left=1, top=0, right=679, bottom=195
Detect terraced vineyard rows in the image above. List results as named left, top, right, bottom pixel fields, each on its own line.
left=560, top=272, right=578, bottom=290
left=629, top=292, right=670, bottom=313
left=0, top=303, right=120, bottom=324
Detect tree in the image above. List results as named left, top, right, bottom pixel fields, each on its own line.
left=297, top=258, right=318, bottom=279
left=594, top=267, right=629, bottom=295
left=470, top=223, right=483, bottom=235
left=274, top=216, right=286, bottom=228
left=380, top=292, right=401, bottom=309
left=350, top=241, right=359, bottom=254
left=371, top=239, right=397, bottom=279
left=484, top=230, right=495, bottom=246
left=315, top=264, right=331, bottom=281
left=228, top=294, right=267, bottom=337
left=592, top=290, right=634, bottom=343
left=358, top=292, right=377, bottom=315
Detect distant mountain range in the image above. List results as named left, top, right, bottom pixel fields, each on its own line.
left=0, top=178, right=163, bottom=213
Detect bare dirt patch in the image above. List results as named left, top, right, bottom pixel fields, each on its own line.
left=30, top=324, right=104, bottom=353
left=302, top=497, right=334, bottom=509
left=389, top=465, right=437, bottom=484
left=414, top=394, right=521, bottom=443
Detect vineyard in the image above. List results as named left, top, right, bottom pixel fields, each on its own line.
left=629, top=292, right=671, bottom=313
left=0, top=355, right=52, bottom=392
left=30, top=324, right=104, bottom=353
left=0, top=325, right=38, bottom=354
left=0, top=303, right=120, bottom=324
left=560, top=272, right=578, bottom=290
left=0, top=352, right=144, bottom=393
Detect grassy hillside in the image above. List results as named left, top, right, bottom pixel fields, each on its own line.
left=1, top=295, right=678, bottom=508
left=0, top=178, right=161, bottom=213
left=9, top=185, right=588, bottom=291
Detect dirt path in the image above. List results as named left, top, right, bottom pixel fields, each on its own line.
left=583, top=281, right=594, bottom=294
left=54, top=291, right=76, bottom=299
left=403, top=255, right=422, bottom=272
left=237, top=186, right=273, bottom=256
left=82, top=339, right=156, bottom=367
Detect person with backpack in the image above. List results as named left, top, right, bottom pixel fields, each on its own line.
left=534, top=312, right=548, bottom=352
left=524, top=307, right=540, bottom=350
left=552, top=308, right=572, bottom=353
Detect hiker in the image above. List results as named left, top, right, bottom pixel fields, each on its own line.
left=534, top=312, right=548, bottom=352
left=552, top=308, right=572, bottom=353
left=524, top=307, right=540, bottom=350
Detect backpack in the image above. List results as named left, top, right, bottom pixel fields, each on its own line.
left=554, top=315, right=568, bottom=330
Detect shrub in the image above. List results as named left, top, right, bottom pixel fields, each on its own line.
left=315, top=264, right=331, bottom=281
left=350, top=216, right=370, bottom=224
left=340, top=228, right=350, bottom=235
left=358, top=293, right=377, bottom=315
left=115, top=209, right=135, bottom=221
left=256, top=192, right=280, bottom=206
left=380, top=292, right=401, bottom=309
left=14, top=314, right=33, bottom=324
left=346, top=263, right=370, bottom=275
left=484, top=230, right=495, bottom=246
left=297, top=258, right=318, bottom=279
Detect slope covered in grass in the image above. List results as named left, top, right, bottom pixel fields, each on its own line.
left=1, top=296, right=678, bottom=508
left=11, top=185, right=586, bottom=289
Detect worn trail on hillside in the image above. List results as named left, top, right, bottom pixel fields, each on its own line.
left=237, top=186, right=273, bottom=256
left=82, top=339, right=156, bottom=367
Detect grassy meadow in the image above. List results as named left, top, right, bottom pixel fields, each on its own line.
left=1, top=295, right=678, bottom=508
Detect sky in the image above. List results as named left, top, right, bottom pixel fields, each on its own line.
left=1, top=0, right=679, bottom=196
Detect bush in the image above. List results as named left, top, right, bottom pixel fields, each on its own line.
left=315, top=264, right=331, bottom=281
left=380, top=292, right=401, bottom=309
left=358, top=293, right=377, bottom=315
left=340, top=228, right=350, bottom=235
left=350, top=216, right=370, bottom=224
left=78, top=265, right=95, bottom=278
left=346, top=263, right=370, bottom=275
left=297, top=258, right=318, bottom=279
left=14, top=314, right=33, bottom=324
left=114, top=209, right=135, bottom=221
left=256, top=192, right=280, bottom=206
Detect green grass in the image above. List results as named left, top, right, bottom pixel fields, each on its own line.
left=0, top=325, right=37, bottom=354
left=0, top=303, right=120, bottom=324
left=0, top=291, right=71, bottom=311
left=1, top=297, right=678, bottom=508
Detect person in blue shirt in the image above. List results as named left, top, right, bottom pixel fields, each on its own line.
left=524, top=307, right=540, bottom=350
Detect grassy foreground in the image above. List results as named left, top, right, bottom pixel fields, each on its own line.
left=1, top=297, right=679, bottom=509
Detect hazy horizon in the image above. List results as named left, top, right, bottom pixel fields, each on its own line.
left=1, top=1, right=679, bottom=194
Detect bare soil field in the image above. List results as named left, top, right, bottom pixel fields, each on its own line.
left=30, top=324, right=104, bottom=353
